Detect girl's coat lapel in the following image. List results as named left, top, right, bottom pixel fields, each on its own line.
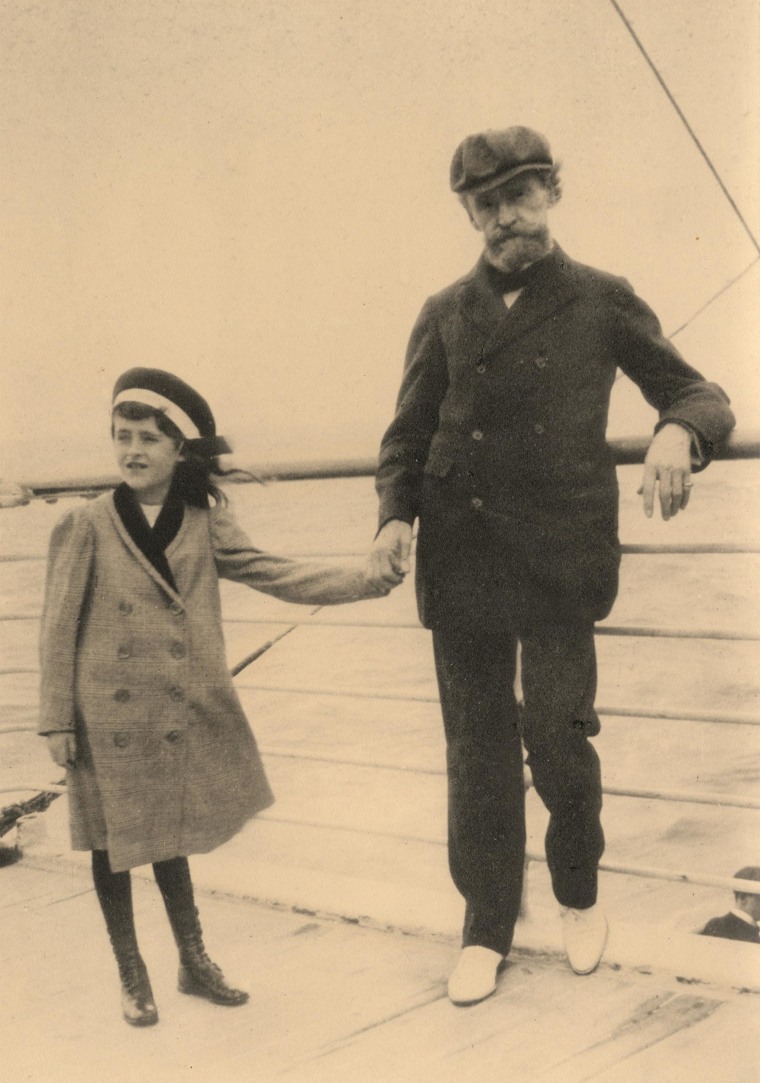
left=105, top=494, right=187, bottom=609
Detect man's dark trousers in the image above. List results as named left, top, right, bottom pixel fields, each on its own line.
left=433, top=618, right=605, bottom=956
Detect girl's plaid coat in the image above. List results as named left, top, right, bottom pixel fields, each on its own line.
left=39, top=493, right=367, bottom=871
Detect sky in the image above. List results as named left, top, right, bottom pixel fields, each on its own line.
left=1, top=0, right=758, bottom=483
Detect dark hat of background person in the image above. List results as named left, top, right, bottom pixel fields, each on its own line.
left=450, top=126, right=554, bottom=195
left=734, top=866, right=760, bottom=893
left=112, top=368, right=232, bottom=457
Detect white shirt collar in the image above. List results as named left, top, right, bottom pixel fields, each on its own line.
left=730, top=907, right=758, bottom=926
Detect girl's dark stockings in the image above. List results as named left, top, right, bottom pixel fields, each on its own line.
left=91, top=849, right=157, bottom=1026
left=91, top=850, right=247, bottom=1010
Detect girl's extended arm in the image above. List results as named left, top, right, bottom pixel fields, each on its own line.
left=38, top=508, right=95, bottom=739
left=211, top=505, right=387, bottom=605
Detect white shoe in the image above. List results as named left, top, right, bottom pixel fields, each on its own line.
left=560, top=905, right=608, bottom=975
left=447, top=946, right=505, bottom=1006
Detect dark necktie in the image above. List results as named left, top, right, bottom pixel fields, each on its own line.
left=486, top=255, right=549, bottom=295
left=487, top=265, right=531, bottom=293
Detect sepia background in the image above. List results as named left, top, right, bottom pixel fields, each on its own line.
left=1, top=0, right=758, bottom=480
left=2, top=3, right=760, bottom=1078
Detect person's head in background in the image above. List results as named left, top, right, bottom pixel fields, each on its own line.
left=732, top=866, right=760, bottom=922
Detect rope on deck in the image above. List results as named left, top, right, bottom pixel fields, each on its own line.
left=0, top=782, right=64, bottom=838
left=0, top=783, right=67, bottom=796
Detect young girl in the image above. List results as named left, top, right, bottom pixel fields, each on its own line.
left=39, top=367, right=398, bottom=1027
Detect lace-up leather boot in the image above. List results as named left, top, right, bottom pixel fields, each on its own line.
left=154, top=857, right=249, bottom=1007
left=114, top=946, right=159, bottom=1026
left=176, top=919, right=249, bottom=1006
left=91, top=850, right=158, bottom=1027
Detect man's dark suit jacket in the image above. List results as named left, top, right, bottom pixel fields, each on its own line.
left=700, top=912, right=760, bottom=944
left=376, top=246, right=735, bottom=629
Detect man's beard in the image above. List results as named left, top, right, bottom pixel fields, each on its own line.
left=484, top=226, right=552, bottom=273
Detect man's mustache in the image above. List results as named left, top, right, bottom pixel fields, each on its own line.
left=491, top=228, right=533, bottom=243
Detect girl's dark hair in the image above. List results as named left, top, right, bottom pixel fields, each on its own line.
left=112, top=401, right=248, bottom=507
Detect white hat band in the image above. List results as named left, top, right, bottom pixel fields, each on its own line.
left=112, top=389, right=201, bottom=440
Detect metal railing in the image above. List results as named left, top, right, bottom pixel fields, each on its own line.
left=6, top=429, right=760, bottom=502
left=2, top=431, right=759, bottom=900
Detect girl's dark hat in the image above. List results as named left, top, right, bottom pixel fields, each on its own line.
left=112, top=368, right=231, bottom=456
left=450, top=127, right=554, bottom=194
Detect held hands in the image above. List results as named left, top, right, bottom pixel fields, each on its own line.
left=639, top=424, right=693, bottom=520
left=365, top=519, right=413, bottom=595
left=47, top=733, right=77, bottom=769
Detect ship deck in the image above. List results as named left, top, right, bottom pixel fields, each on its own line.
left=2, top=461, right=760, bottom=1080
left=4, top=859, right=758, bottom=1083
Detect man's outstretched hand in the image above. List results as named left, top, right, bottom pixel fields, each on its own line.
left=639, top=423, right=693, bottom=520
left=365, top=519, right=413, bottom=591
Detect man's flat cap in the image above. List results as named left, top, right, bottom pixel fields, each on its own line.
left=450, top=126, right=554, bottom=194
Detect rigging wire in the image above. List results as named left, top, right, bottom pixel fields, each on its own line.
left=606, top=3, right=760, bottom=381
left=608, top=0, right=760, bottom=257
left=668, top=257, right=759, bottom=339
left=613, top=254, right=759, bottom=382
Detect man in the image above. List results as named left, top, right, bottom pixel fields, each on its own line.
left=700, top=867, right=760, bottom=944
left=366, top=127, right=735, bottom=1006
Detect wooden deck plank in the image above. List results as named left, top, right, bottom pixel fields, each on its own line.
left=2, top=863, right=452, bottom=1083
left=281, top=955, right=728, bottom=1083
left=537, top=991, right=721, bottom=1083
left=7, top=859, right=755, bottom=1083
left=588, top=997, right=760, bottom=1083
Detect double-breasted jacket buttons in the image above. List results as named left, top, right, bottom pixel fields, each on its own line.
left=113, top=733, right=130, bottom=748
left=169, top=641, right=186, bottom=659
left=165, top=730, right=182, bottom=744
left=170, top=601, right=184, bottom=616
left=471, top=430, right=484, bottom=441
left=169, top=686, right=185, bottom=702
left=471, top=497, right=483, bottom=509
left=117, top=645, right=131, bottom=659
left=534, top=423, right=545, bottom=435
left=534, top=355, right=548, bottom=369
left=118, top=601, right=133, bottom=615
left=114, top=688, right=130, bottom=703
left=476, top=364, right=487, bottom=375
